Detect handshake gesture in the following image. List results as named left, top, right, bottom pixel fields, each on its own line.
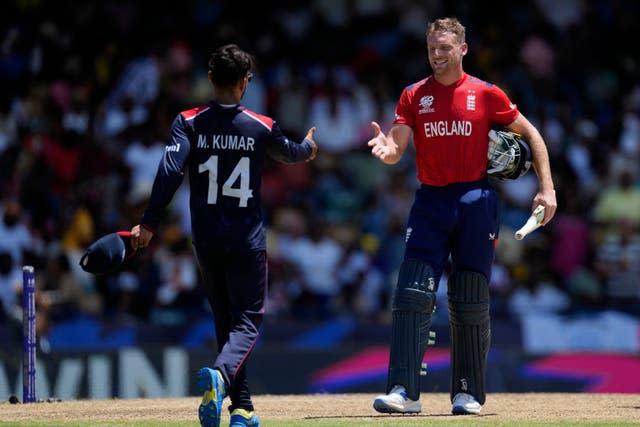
left=367, top=121, right=399, bottom=163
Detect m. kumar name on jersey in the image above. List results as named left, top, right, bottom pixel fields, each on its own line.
left=196, top=134, right=256, bottom=151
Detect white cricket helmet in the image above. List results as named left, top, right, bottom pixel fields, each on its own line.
left=487, top=129, right=532, bottom=180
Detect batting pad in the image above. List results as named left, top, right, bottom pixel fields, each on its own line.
left=448, top=270, right=490, bottom=405
left=387, top=259, right=436, bottom=401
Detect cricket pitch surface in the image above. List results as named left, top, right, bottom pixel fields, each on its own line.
left=2, top=393, right=639, bottom=424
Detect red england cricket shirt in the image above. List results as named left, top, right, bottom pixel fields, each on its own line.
left=393, top=73, right=519, bottom=186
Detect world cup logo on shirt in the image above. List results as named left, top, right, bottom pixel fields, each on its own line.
left=418, top=95, right=435, bottom=114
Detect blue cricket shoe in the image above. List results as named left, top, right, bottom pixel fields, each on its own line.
left=197, top=367, right=226, bottom=427
left=229, top=408, right=260, bottom=426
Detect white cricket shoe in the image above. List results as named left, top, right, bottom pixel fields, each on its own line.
left=451, top=392, right=482, bottom=415
left=373, top=385, right=421, bottom=414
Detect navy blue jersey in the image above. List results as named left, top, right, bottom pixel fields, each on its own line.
left=141, top=102, right=313, bottom=251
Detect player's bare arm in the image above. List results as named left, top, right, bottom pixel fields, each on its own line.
left=367, top=122, right=412, bottom=164
left=507, top=114, right=557, bottom=225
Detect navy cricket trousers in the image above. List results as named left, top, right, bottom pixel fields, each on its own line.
left=404, top=179, right=500, bottom=283
left=194, top=247, right=267, bottom=411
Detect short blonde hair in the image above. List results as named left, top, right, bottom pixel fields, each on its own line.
left=427, top=17, right=466, bottom=44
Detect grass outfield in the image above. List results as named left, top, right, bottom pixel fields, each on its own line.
left=1, top=393, right=639, bottom=426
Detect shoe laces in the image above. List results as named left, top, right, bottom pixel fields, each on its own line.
left=231, top=408, right=255, bottom=419
left=454, top=393, right=477, bottom=404
left=389, top=385, right=408, bottom=398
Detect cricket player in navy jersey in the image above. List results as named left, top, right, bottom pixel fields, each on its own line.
left=368, top=18, right=556, bottom=415
left=130, top=44, right=317, bottom=427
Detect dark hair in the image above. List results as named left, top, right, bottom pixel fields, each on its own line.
left=208, top=44, right=254, bottom=87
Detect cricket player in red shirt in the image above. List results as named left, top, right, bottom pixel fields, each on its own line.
left=369, top=17, right=556, bottom=415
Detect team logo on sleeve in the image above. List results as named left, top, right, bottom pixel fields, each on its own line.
left=418, top=95, right=435, bottom=114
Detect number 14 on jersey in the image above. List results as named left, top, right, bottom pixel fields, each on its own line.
left=198, top=155, right=253, bottom=207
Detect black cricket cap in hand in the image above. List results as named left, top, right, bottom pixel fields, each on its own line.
left=79, top=231, right=137, bottom=274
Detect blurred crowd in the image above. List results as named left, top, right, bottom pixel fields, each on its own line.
left=1, top=0, right=639, bottom=340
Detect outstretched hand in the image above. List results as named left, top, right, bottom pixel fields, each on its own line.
left=367, top=121, right=396, bottom=161
left=304, top=126, right=318, bottom=161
